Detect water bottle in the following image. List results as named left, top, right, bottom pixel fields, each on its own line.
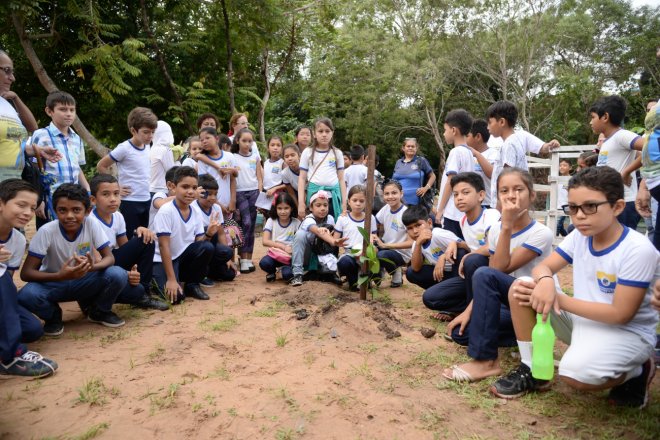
left=531, top=313, right=555, bottom=380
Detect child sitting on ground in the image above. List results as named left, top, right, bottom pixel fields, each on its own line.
left=290, top=191, right=346, bottom=287
left=89, top=174, right=168, bottom=311
left=192, top=174, right=236, bottom=284
left=152, top=166, right=214, bottom=304
left=372, top=180, right=413, bottom=288
left=422, top=172, right=499, bottom=321
left=492, top=166, right=658, bottom=409
left=335, top=185, right=378, bottom=291
left=404, top=205, right=461, bottom=290
left=0, top=179, right=58, bottom=378
left=259, top=192, right=301, bottom=282
left=19, top=184, right=127, bottom=335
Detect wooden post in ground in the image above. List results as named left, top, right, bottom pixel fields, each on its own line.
left=360, top=145, right=377, bottom=301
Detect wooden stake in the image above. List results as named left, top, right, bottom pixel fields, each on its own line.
left=360, top=145, right=377, bottom=301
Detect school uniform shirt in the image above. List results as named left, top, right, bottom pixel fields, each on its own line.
left=411, top=227, right=460, bottom=265
left=557, top=179, right=568, bottom=210
left=0, top=228, right=26, bottom=277
left=281, top=167, right=300, bottom=191
left=28, top=216, right=111, bottom=273
left=0, top=97, right=29, bottom=181
left=181, top=157, right=197, bottom=169
left=460, top=207, right=500, bottom=251
left=32, top=122, right=86, bottom=195
left=487, top=130, right=544, bottom=153
left=153, top=200, right=205, bottom=262
left=264, top=217, right=301, bottom=245
left=392, top=156, right=434, bottom=206
left=555, top=227, right=659, bottom=346
left=108, top=140, right=151, bottom=202
left=490, top=132, right=529, bottom=207
left=263, top=158, right=284, bottom=190
left=473, top=147, right=499, bottom=207
left=149, top=144, right=176, bottom=194
left=438, top=145, right=474, bottom=221
left=344, top=163, right=368, bottom=191
left=234, top=149, right=260, bottom=192
left=300, top=214, right=335, bottom=231
left=91, top=209, right=126, bottom=249
left=376, top=204, right=412, bottom=262
left=299, top=147, right=345, bottom=186
left=149, top=191, right=169, bottom=229
left=197, top=151, right=236, bottom=206
left=487, top=220, right=553, bottom=279
left=596, top=129, right=641, bottom=202
left=334, top=213, right=377, bottom=252
left=191, top=200, right=225, bottom=229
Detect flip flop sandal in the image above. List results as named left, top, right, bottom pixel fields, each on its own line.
left=442, top=365, right=476, bottom=383
left=431, top=312, right=456, bottom=322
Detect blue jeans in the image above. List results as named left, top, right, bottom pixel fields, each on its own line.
left=208, top=234, right=236, bottom=281
left=120, top=199, right=151, bottom=240
left=377, top=249, right=405, bottom=273
left=337, top=254, right=360, bottom=287
left=450, top=266, right=517, bottom=359
left=113, top=236, right=155, bottom=304
left=1, top=272, right=43, bottom=363
left=259, top=255, right=293, bottom=280
left=650, top=185, right=660, bottom=251
left=292, top=228, right=314, bottom=276
left=406, top=265, right=453, bottom=290
left=152, top=241, right=214, bottom=293
left=18, top=266, right=127, bottom=322
left=421, top=249, right=483, bottom=314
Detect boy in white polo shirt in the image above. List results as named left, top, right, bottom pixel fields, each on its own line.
left=97, top=107, right=157, bottom=239
left=0, top=179, right=58, bottom=378
left=152, top=166, right=214, bottom=304
left=589, top=95, right=645, bottom=230
left=436, top=109, right=475, bottom=239
left=492, top=167, right=658, bottom=409
left=18, top=184, right=127, bottom=335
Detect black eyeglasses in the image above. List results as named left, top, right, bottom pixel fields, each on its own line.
left=0, top=66, right=14, bottom=76
left=562, top=201, right=610, bottom=215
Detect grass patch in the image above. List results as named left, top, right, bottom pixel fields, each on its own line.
left=76, top=378, right=109, bottom=406
left=71, top=422, right=110, bottom=440
left=199, top=316, right=239, bottom=332
left=254, top=301, right=285, bottom=317
left=99, top=329, right=132, bottom=347
left=275, top=331, right=289, bottom=347
left=148, top=344, right=166, bottom=362
left=150, top=383, right=180, bottom=414
left=207, top=364, right=231, bottom=381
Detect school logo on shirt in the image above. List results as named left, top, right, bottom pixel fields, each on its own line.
left=77, top=242, right=91, bottom=256
left=249, top=159, right=257, bottom=170
left=597, top=150, right=608, bottom=166
left=328, top=158, right=337, bottom=168
left=596, top=271, right=616, bottom=294
left=476, top=232, right=486, bottom=246
left=284, top=230, right=295, bottom=242
left=271, top=166, right=281, bottom=174
left=390, top=219, right=401, bottom=232
left=431, top=247, right=443, bottom=258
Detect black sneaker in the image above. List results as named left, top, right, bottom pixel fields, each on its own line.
left=490, top=363, right=551, bottom=399
left=266, top=273, right=276, bottom=282
left=608, top=358, right=655, bottom=409
left=290, top=275, right=303, bottom=287
left=43, top=306, right=64, bottom=336
left=184, top=284, right=210, bottom=300
left=0, top=351, right=58, bottom=379
left=88, top=309, right=125, bottom=328
left=200, top=277, right=215, bottom=287
left=135, top=295, right=169, bottom=311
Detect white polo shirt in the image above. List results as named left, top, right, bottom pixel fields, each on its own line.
left=300, top=214, right=335, bottom=231
left=191, top=200, right=225, bottom=228
left=197, top=151, right=236, bottom=206
left=376, top=204, right=412, bottom=262
left=299, top=148, right=344, bottom=186
left=344, top=163, right=368, bottom=191
left=264, top=217, right=301, bottom=244
left=460, top=207, right=500, bottom=251
left=438, top=145, right=474, bottom=221
left=109, top=140, right=151, bottom=202
left=411, top=227, right=460, bottom=265
left=334, top=213, right=377, bottom=252
left=148, top=191, right=169, bottom=229
left=153, top=200, right=204, bottom=262
left=281, top=167, right=300, bottom=191
left=263, top=158, right=284, bottom=190
left=0, top=228, right=26, bottom=277
left=234, top=150, right=260, bottom=192
left=91, top=209, right=127, bottom=249
left=473, top=147, right=499, bottom=207
left=487, top=220, right=554, bottom=279
left=596, top=129, right=641, bottom=202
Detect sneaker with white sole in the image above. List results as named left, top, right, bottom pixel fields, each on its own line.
left=88, top=309, right=125, bottom=328
left=0, top=351, right=58, bottom=379
left=490, top=363, right=551, bottom=399
left=290, top=275, right=303, bottom=286
left=391, top=267, right=403, bottom=288
left=240, top=259, right=251, bottom=274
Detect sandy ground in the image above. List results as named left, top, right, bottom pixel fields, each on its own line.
left=0, top=226, right=658, bottom=440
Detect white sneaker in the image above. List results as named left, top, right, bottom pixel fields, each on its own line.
left=391, top=267, right=403, bottom=288
left=240, top=259, right=250, bottom=274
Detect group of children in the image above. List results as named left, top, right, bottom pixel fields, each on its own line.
left=1, top=90, right=659, bottom=412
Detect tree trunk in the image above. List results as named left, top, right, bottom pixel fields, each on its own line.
left=220, top=0, right=236, bottom=115
left=139, top=0, right=195, bottom=134
left=258, top=50, right=270, bottom=143
left=11, top=12, right=108, bottom=156
left=425, top=103, right=444, bottom=185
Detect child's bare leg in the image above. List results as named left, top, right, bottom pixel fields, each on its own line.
left=443, top=358, right=502, bottom=382
left=508, top=282, right=536, bottom=341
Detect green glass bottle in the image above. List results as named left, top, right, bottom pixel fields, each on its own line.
left=531, top=314, right=555, bottom=380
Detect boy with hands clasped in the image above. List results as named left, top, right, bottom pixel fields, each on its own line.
left=492, top=166, right=658, bottom=409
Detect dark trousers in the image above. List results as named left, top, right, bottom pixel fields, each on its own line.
left=376, top=249, right=405, bottom=273
left=405, top=251, right=465, bottom=290
left=259, top=255, right=293, bottom=280
left=236, top=190, right=259, bottom=254
left=1, top=272, right=42, bottom=363
left=208, top=234, right=236, bottom=281
left=450, top=266, right=517, bottom=359
left=153, top=241, right=214, bottom=293
left=113, top=236, right=155, bottom=297
left=421, top=249, right=483, bottom=314
left=651, top=185, right=660, bottom=251
left=443, top=218, right=464, bottom=240
left=18, top=267, right=127, bottom=321
left=120, top=199, right=151, bottom=240
left=337, top=254, right=360, bottom=287
left=617, top=201, right=641, bottom=231
left=556, top=215, right=569, bottom=237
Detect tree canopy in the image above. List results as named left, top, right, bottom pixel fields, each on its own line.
left=1, top=0, right=658, bottom=174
